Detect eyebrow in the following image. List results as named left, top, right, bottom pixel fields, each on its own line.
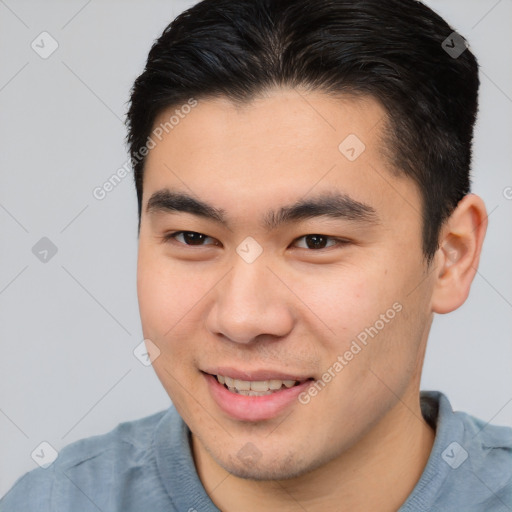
left=146, top=188, right=379, bottom=229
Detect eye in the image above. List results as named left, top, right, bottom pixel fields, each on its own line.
left=161, top=231, right=348, bottom=251
left=162, top=231, right=219, bottom=246
left=293, top=234, right=347, bottom=250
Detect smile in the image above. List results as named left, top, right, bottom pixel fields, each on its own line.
left=203, top=372, right=314, bottom=421
left=215, top=374, right=306, bottom=396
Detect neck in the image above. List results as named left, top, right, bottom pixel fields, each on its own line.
left=192, top=387, right=435, bottom=512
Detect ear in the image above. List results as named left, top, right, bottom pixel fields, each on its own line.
left=431, top=194, right=488, bottom=314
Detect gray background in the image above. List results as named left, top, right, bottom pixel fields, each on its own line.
left=1, top=0, right=511, bottom=498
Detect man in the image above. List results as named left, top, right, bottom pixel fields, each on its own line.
left=2, top=0, right=511, bottom=510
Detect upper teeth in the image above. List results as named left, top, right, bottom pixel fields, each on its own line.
left=216, top=375, right=298, bottom=392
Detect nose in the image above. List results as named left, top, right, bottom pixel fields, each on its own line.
left=205, top=257, right=295, bottom=344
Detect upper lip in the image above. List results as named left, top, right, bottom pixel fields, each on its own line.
left=202, top=367, right=313, bottom=382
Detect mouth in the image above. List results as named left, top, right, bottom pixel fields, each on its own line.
left=214, top=374, right=310, bottom=396
left=202, top=371, right=315, bottom=421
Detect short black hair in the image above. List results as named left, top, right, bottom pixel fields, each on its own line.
left=126, top=0, right=479, bottom=262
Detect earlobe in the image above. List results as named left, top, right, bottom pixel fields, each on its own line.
left=431, top=194, right=488, bottom=314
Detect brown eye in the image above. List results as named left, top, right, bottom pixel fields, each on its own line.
left=163, top=231, right=218, bottom=246
left=294, top=235, right=340, bottom=250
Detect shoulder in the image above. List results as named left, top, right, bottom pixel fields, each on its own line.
left=402, top=391, right=512, bottom=512
left=58, top=407, right=169, bottom=465
left=457, top=407, right=512, bottom=502
left=432, top=392, right=512, bottom=511
left=0, top=408, right=172, bottom=511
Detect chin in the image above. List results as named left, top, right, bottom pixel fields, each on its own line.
left=214, top=445, right=330, bottom=482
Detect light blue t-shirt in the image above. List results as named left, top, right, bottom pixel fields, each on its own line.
left=1, top=391, right=511, bottom=511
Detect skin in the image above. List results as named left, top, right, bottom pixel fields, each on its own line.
left=136, top=88, right=487, bottom=511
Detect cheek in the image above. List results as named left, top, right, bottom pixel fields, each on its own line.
left=292, top=261, right=425, bottom=382
left=136, top=247, right=222, bottom=379
left=136, top=251, right=205, bottom=405
left=137, top=249, right=200, bottom=338
left=291, top=264, right=397, bottom=342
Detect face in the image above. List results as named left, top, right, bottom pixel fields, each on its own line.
left=137, top=89, right=436, bottom=480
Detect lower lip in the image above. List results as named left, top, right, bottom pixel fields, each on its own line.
left=203, top=372, right=312, bottom=422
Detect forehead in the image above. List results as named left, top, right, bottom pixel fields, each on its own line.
left=143, top=88, right=420, bottom=225
left=150, top=88, right=388, bottom=162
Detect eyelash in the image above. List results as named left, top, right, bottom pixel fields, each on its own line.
left=161, top=231, right=349, bottom=251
